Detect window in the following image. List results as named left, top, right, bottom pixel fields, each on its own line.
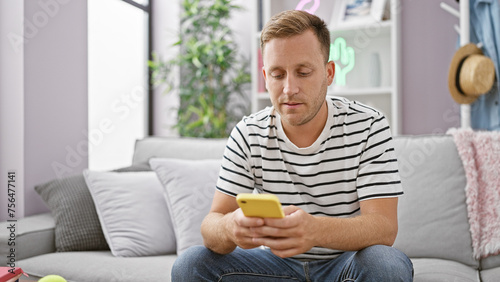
left=88, top=0, right=151, bottom=170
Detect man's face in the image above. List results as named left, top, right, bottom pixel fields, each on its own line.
left=262, top=29, right=335, bottom=129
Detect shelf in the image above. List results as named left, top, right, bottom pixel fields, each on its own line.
left=330, top=20, right=392, bottom=32
left=330, top=20, right=392, bottom=38
left=328, top=86, right=392, bottom=96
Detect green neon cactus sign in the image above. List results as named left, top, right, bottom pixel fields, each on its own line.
left=329, top=37, right=355, bottom=86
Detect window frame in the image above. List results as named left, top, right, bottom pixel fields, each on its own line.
left=120, top=0, right=153, bottom=134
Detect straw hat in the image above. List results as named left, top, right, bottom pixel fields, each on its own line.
left=448, top=43, right=495, bottom=104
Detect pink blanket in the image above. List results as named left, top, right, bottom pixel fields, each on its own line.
left=448, top=128, right=500, bottom=259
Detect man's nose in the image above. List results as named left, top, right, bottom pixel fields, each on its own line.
left=283, top=75, right=299, bottom=95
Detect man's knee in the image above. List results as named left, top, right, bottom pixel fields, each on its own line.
left=171, top=245, right=213, bottom=280
left=357, top=245, right=413, bottom=280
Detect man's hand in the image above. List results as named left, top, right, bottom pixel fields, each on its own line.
left=249, top=205, right=317, bottom=258
left=225, top=208, right=267, bottom=250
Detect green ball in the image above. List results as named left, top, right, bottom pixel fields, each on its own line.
left=39, top=275, right=67, bottom=282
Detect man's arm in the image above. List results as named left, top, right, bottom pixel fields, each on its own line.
left=201, top=191, right=266, bottom=254
left=201, top=190, right=398, bottom=258
left=250, top=197, right=399, bottom=258
left=315, top=197, right=398, bottom=250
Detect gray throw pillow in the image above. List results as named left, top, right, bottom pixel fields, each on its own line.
left=35, top=174, right=109, bottom=252
left=35, top=162, right=152, bottom=252
left=149, top=158, right=221, bottom=255
left=392, top=135, right=477, bottom=268
left=112, top=161, right=151, bottom=172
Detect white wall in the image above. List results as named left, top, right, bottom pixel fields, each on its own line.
left=0, top=0, right=88, bottom=220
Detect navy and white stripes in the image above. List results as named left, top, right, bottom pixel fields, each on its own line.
left=216, top=96, right=403, bottom=260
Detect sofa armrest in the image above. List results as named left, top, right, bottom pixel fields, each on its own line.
left=1, top=213, right=56, bottom=266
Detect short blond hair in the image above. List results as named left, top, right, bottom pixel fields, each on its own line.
left=260, top=10, right=330, bottom=63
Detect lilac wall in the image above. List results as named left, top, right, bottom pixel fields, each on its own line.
left=0, top=0, right=88, bottom=220
left=23, top=0, right=88, bottom=216
left=401, top=0, right=461, bottom=134
left=0, top=1, right=25, bottom=220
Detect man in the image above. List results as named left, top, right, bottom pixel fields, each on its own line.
left=172, top=10, right=413, bottom=281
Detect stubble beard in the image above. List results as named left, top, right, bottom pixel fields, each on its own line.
left=278, top=78, right=329, bottom=127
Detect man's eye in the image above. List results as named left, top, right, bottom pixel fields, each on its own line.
left=299, top=72, right=311, bottom=76
left=272, top=73, right=284, bottom=79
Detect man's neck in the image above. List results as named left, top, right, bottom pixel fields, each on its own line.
left=281, top=101, right=328, bottom=148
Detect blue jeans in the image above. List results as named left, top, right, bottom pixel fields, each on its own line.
left=172, top=245, right=413, bottom=281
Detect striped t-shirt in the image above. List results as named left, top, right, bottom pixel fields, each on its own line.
left=216, top=96, right=403, bottom=260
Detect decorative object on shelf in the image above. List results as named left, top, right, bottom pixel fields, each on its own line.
left=330, top=37, right=355, bottom=86
left=448, top=43, right=495, bottom=104
left=344, top=0, right=372, bottom=21
left=295, top=0, right=321, bottom=14
left=149, top=0, right=251, bottom=138
left=369, top=52, right=381, bottom=87
left=330, top=0, right=387, bottom=28
left=370, top=0, right=388, bottom=22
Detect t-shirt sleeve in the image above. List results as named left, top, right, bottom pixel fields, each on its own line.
left=356, top=114, right=403, bottom=201
left=216, top=121, right=255, bottom=197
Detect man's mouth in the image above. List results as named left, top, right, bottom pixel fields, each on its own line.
left=283, top=102, right=302, bottom=108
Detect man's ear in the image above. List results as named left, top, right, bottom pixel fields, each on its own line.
left=326, top=61, right=335, bottom=85
left=262, top=67, right=268, bottom=90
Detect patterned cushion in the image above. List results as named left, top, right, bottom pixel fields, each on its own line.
left=35, top=174, right=109, bottom=251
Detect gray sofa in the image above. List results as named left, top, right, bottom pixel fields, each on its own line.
left=1, top=134, right=499, bottom=281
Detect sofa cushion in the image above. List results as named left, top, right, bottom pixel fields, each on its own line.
left=480, top=267, right=500, bottom=282
left=150, top=158, right=221, bottom=255
left=18, top=251, right=177, bottom=282
left=84, top=170, right=176, bottom=257
left=481, top=254, right=500, bottom=270
left=411, top=258, right=479, bottom=282
left=393, top=135, right=478, bottom=268
left=35, top=174, right=109, bottom=252
left=112, top=160, right=151, bottom=172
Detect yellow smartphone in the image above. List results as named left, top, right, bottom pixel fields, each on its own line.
left=236, top=193, right=284, bottom=218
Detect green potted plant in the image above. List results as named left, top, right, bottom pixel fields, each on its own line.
left=149, top=0, right=251, bottom=138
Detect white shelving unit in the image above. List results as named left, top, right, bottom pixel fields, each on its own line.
left=250, top=0, right=401, bottom=134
